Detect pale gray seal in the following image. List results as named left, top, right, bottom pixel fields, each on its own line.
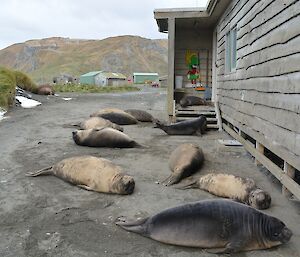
left=162, top=143, right=204, bottom=186
left=72, top=128, right=141, bottom=148
left=179, top=173, right=271, bottom=209
left=26, top=155, right=135, bottom=194
left=116, top=199, right=292, bottom=253
left=154, top=116, right=207, bottom=135
left=90, top=108, right=138, bottom=125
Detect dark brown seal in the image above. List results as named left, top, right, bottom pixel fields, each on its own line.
left=116, top=199, right=292, bottom=253
left=37, top=84, right=55, bottom=95
left=26, top=156, right=135, bottom=194
left=124, top=109, right=154, bottom=122
left=154, top=116, right=207, bottom=136
left=179, top=95, right=211, bottom=107
left=162, top=143, right=204, bottom=186
left=179, top=173, right=271, bottom=209
left=72, top=128, right=141, bottom=148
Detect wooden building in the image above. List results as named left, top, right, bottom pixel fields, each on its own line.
left=154, top=0, right=300, bottom=198
left=80, top=71, right=127, bottom=86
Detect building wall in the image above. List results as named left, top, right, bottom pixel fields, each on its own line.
left=133, top=75, right=159, bottom=84
left=175, top=28, right=213, bottom=87
left=79, top=75, right=95, bottom=85
left=107, top=79, right=127, bottom=86
left=216, top=0, right=300, bottom=170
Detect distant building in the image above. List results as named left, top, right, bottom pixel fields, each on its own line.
left=79, top=71, right=127, bottom=86
left=133, top=72, right=159, bottom=84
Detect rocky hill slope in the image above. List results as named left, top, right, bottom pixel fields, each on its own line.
left=0, top=36, right=168, bottom=83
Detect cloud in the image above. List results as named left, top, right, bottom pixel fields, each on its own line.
left=0, top=0, right=209, bottom=49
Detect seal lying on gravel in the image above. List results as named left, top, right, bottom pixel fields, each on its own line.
left=124, top=109, right=154, bottom=122
left=162, top=143, right=204, bottom=186
left=116, top=199, right=292, bottom=253
left=178, top=173, right=271, bottom=209
left=179, top=95, right=211, bottom=107
left=72, top=128, right=141, bottom=148
left=66, top=117, right=123, bottom=131
left=36, top=84, right=55, bottom=95
left=26, top=156, right=135, bottom=194
left=90, top=108, right=138, bottom=125
left=154, top=116, right=207, bottom=135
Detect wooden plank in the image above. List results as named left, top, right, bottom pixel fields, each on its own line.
left=219, top=102, right=300, bottom=156
left=239, top=35, right=300, bottom=70
left=217, top=88, right=300, bottom=114
left=218, top=52, right=300, bottom=81
left=217, top=95, right=300, bottom=133
left=238, top=0, right=299, bottom=49
left=255, top=142, right=264, bottom=165
left=223, top=123, right=300, bottom=200
left=167, top=17, right=175, bottom=116
left=282, top=162, right=296, bottom=197
left=217, top=72, right=300, bottom=93
left=222, top=112, right=300, bottom=172
left=238, top=12, right=300, bottom=58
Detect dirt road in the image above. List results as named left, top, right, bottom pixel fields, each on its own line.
left=0, top=87, right=299, bottom=257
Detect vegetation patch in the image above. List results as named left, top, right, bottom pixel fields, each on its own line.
left=0, top=67, right=38, bottom=110
left=53, top=83, right=140, bottom=93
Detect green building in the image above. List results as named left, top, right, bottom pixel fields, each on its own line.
left=80, top=71, right=127, bottom=86
left=79, top=71, right=102, bottom=85
left=133, top=72, right=159, bottom=84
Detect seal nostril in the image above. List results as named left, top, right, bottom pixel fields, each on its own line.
left=72, top=131, right=76, bottom=136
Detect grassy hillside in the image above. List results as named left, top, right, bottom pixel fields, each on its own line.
left=0, top=36, right=168, bottom=83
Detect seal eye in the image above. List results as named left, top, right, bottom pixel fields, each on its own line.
left=273, top=232, right=279, bottom=237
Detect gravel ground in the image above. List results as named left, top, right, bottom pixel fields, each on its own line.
left=0, top=87, right=299, bottom=257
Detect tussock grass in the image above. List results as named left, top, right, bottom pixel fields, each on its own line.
left=0, top=67, right=38, bottom=110
left=0, top=67, right=16, bottom=110
left=14, top=70, right=38, bottom=93
left=53, top=83, right=140, bottom=93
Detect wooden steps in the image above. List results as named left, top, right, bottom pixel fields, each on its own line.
left=175, top=105, right=218, bottom=130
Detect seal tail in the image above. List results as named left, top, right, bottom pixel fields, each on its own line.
left=26, top=166, right=53, bottom=177
left=175, top=180, right=199, bottom=190
left=115, top=217, right=149, bottom=236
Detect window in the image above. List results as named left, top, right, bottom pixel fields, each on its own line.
left=225, top=27, right=237, bottom=72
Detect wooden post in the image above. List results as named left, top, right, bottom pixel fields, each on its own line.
left=167, top=17, right=175, bottom=118
left=255, top=142, right=264, bottom=166
left=282, top=162, right=295, bottom=197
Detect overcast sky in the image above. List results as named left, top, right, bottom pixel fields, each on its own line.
left=0, top=0, right=209, bottom=50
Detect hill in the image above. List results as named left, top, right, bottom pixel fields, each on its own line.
left=0, top=36, right=168, bottom=83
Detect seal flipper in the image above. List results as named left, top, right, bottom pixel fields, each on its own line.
left=175, top=180, right=199, bottom=190
left=161, top=174, right=180, bottom=186
left=26, top=166, right=53, bottom=176
left=206, top=240, right=246, bottom=254
left=116, top=217, right=149, bottom=236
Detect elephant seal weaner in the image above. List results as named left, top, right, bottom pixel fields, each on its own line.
left=72, top=128, right=141, bottom=148
left=179, top=173, right=271, bottom=210
left=116, top=199, right=292, bottom=253
left=68, top=117, right=123, bottom=131
left=26, top=156, right=135, bottom=194
left=154, top=116, right=207, bottom=135
left=124, top=109, right=154, bottom=122
left=162, top=143, right=204, bottom=186
left=179, top=95, right=212, bottom=107
left=90, top=108, right=138, bottom=125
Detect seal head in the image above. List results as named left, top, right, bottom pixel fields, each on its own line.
left=110, top=174, right=135, bottom=194
left=248, top=188, right=271, bottom=209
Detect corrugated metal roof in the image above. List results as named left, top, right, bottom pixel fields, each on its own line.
left=101, top=72, right=127, bottom=79
left=81, top=71, right=102, bottom=77
left=133, top=72, right=159, bottom=76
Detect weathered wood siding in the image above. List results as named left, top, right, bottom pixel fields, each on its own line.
left=175, top=28, right=212, bottom=87
left=216, top=0, right=300, bottom=170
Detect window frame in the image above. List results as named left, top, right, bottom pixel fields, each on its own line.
left=225, top=26, right=237, bottom=73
